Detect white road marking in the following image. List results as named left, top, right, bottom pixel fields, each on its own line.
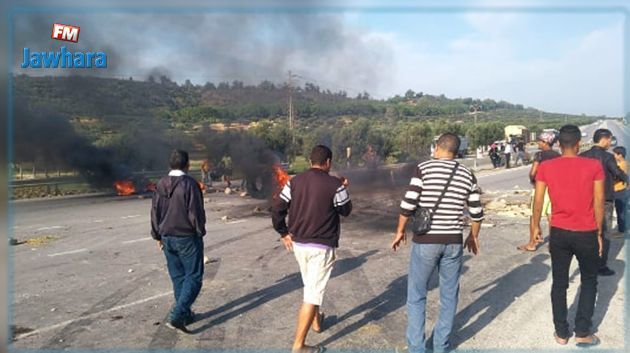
left=226, top=220, right=246, bottom=225
left=48, top=248, right=88, bottom=257
left=36, top=226, right=63, bottom=231
left=121, top=215, right=141, bottom=219
left=122, top=238, right=152, bottom=244
left=92, top=220, right=104, bottom=223
left=13, top=291, right=172, bottom=340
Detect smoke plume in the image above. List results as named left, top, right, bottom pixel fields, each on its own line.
left=12, top=11, right=394, bottom=95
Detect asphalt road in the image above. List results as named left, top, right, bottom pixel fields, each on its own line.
left=9, top=120, right=627, bottom=351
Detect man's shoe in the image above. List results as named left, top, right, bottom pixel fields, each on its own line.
left=165, top=320, right=191, bottom=334
left=184, top=312, right=195, bottom=325
left=598, top=267, right=615, bottom=276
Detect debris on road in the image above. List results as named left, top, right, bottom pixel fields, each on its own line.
left=10, top=325, right=34, bottom=341
left=127, top=269, right=134, bottom=273
left=204, top=255, right=210, bottom=264
left=20, top=235, right=57, bottom=247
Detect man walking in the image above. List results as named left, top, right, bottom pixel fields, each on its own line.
left=515, top=139, right=526, bottom=166
left=518, top=131, right=560, bottom=251
left=533, top=125, right=604, bottom=346
left=151, top=149, right=206, bottom=332
left=272, top=145, right=352, bottom=353
left=392, top=133, right=484, bottom=353
left=580, top=128, right=627, bottom=276
left=504, top=141, right=513, bottom=169
left=613, top=146, right=628, bottom=234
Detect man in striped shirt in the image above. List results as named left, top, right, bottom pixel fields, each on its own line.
left=272, top=145, right=352, bottom=353
left=392, top=133, right=484, bottom=353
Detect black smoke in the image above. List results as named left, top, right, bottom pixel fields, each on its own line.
left=196, top=127, right=281, bottom=198
left=12, top=95, right=184, bottom=188
left=12, top=10, right=394, bottom=95
left=13, top=97, right=123, bottom=187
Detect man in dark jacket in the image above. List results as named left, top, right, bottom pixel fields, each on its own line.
left=272, top=145, right=352, bottom=353
left=151, top=149, right=206, bottom=332
left=580, top=128, right=627, bottom=276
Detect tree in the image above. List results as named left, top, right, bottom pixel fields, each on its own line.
left=394, top=122, right=433, bottom=161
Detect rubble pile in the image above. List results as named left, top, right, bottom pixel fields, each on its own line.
left=483, top=193, right=531, bottom=219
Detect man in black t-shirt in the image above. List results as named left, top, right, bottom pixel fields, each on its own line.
left=515, top=140, right=527, bottom=166
left=518, top=131, right=560, bottom=251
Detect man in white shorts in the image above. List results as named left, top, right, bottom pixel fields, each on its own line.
left=272, top=145, right=352, bottom=353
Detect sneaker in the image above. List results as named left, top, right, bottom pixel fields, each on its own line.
left=598, top=267, right=615, bottom=276
left=165, top=320, right=191, bottom=334
left=184, top=311, right=195, bottom=325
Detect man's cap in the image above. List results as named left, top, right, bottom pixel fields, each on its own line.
left=537, top=131, right=556, bottom=145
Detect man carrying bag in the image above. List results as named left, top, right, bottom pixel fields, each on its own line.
left=392, top=133, right=484, bottom=353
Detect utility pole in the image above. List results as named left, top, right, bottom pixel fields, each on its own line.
left=288, top=70, right=294, bottom=131
left=287, top=70, right=298, bottom=161
left=470, top=105, right=479, bottom=170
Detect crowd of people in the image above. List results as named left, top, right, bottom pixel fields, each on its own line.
left=148, top=125, right=626, bottom=352
left=489, top=135, right=529, bottom=169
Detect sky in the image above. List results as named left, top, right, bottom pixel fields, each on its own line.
left=9, top=0, right=628, bottom=117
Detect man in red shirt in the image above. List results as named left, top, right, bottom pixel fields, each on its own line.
left=533, top=124, right=604, bottom=347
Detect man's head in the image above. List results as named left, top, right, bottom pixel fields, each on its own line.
left=169, top=149, right=190, bottom=171
left=558, top=125, right=581, bottom=154
left=593, top=128, right=613, bottom=149
left=537, top=131, right=556, bottom=150
left=613, top=146, right=626, bottom=162
left=310, top=145, right=333, bottom=171
left=434, top=133, right=460, bottom=159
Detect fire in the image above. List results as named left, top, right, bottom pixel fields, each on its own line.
left=273, top=164, right=291, bottom=198
left=114, top=180, right=136, bottom=196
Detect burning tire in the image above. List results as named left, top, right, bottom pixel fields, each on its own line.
left=245, top=172, right=274, bottom=199
left=244, top=163, right=290, bottom=200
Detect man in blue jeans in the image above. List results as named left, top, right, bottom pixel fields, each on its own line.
left=151, top=149, right=206, bottom=333
left=392, top=133, right=484, bottom=353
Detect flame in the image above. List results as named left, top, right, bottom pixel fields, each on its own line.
left=273, top=164, right=291, bottom=198
left=114, top=180, right=136, bottom=196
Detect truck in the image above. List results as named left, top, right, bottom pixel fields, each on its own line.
left=504, top=125, right=530, bottom=143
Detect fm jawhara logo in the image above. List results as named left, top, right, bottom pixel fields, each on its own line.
left=21, top=23, right=107, bottom=69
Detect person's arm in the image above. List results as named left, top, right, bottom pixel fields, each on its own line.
left=392, top=166, right=422, bottom=251
left=529, top=161, right=540, bottom=184
left=271, top=181, right=293, bottom=251
left=151, top=185, right=161, bottom=239
left=333, top=181, right=352, bottom=217
left=187, top=178, right=206, bottom=237
left=465, top=174, right=484, bottom=254
left=531, top=180, right=547, bottom=237
left=593, top=179, right=605, bottom=256
left=606, top=154, right=628, bottom=183
left=150, top=183, right=163, bottom=250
